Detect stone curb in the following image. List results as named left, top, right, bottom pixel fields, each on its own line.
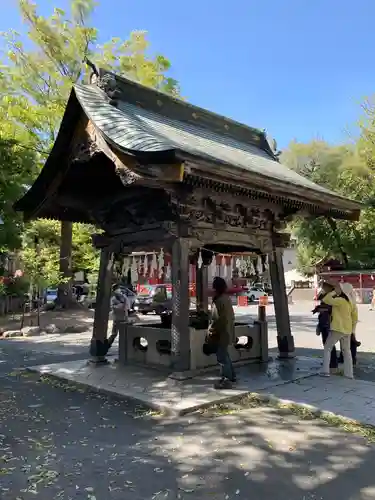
left=26, top=365, right=171, bottom=416
left=26, top=365, right=254, bottom=417
left=28, top=365, right=365, bottom=425
left=236, top=392, right=373, bottom=429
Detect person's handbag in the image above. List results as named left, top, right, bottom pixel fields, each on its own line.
left=203, top=333, right=218, bottom=356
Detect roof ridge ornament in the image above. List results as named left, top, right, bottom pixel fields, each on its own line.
left=86, top=62, right=121, bottom=108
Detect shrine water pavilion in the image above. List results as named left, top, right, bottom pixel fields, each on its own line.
left=15, top=67, right=362, bottom=373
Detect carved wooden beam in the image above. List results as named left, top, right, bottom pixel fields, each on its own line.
left=92, top=222, right=178, bottom=253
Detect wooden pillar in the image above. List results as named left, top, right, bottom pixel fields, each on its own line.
left=89, top=249, right=114, bottom=360
left=57, top=221, right=73, bottom=307
left=195, top=263, right=209, bottom=313
left=269, top=247, right=295, bottom=358
left=171, top=238, right=191, bottom=371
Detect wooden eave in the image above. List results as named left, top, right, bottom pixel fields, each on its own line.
left=14, top=90, right=83, bottom=219
left=178, top=153, right=362, bottom=221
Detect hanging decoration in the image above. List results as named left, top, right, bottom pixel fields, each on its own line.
left=257, top=255, right=262, bottom=275
left=263, top=254, right=269, bottom=271
left=220, top=255, right=226, bottom=277
left=247, top=258, right=254, bottom=276
left=240, top=257, right=247, bottom=277
left=197, top=249, right=203, bottom=269
left=141, top=255, right=148, bottom=276
left=227, top=256, right=233, bottom=282
left=121, top=256, right=129, bottom=277
left=235, top=257, right=241, bottom=274
left=158, top=249, right=165, bottom=278
left=165, top=263, right=172, bottom=281
left=131, top=256, right=138, bottom=283
left=151, top=253, right=158, bottom=277
left=210, top=254, right=217, bottom=278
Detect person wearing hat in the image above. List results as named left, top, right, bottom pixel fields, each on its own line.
left=335, top=282, right=360, bottom=365
left=320, top=282, right=357, bottom=378
left=207, top=277, right=236, bottom=389
left=312, top=282, right=338, bottom=372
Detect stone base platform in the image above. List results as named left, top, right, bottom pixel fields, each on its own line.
left=28, top=356, right=321, bottom=416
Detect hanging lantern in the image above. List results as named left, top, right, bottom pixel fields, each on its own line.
left=131, top=256, right=138, bottom=283
left=158, top=249, right=165, bottom=278
left=197, top=249, right=203, bottom=269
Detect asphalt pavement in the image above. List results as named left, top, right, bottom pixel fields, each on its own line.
left=2, top=341, right=375, bottom=499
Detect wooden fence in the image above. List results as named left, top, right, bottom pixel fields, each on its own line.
left=0, top=295, right=26, bottom=316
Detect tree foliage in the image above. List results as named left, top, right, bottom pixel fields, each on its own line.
left=0, top=137, right=37, bottom=252
left=282, top=140, right=375, bottom=273
left=0, top=0, right=180, bottom=290
left=20, top=220, right=99, bottom=289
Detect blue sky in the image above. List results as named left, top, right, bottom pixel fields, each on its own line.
left=1, top=0, right=374, bottom=148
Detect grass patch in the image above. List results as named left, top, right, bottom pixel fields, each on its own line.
left=199, top=393, right=375, bottom=443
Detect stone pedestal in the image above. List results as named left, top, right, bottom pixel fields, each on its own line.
left=120, top=321, right=266, bottom=371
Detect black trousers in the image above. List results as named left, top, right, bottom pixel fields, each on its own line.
left=321, top=329, right=338, bottom=369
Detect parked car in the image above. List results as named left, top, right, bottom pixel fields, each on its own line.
left=86, top=285, right=136, bottom=311
left=119, top=286, right=137, bottom=311
left=253, top=282, right=272, bottom=295
left=246, top=287, right=267, bottom=302
left=134, top=284, right=172, bottom=315
left=44, top=288, right=58, bottom=304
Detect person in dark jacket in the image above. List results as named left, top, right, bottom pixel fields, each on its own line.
left=208, top=277, right=236, bottom=389
left=313, top=282, right=338, bottom=371
left=314, top=282, right=359, bottom=368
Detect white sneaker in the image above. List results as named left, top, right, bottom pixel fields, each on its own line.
left=319, top=372, right=330, bottom=377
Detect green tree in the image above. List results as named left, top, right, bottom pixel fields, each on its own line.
left=0, top=137, right=37, bottom=253
left=1, top=0, right=180, bottom=305
left=20, top=219, right=100, bottom=291
left=281, top=141, right=375, bottom=273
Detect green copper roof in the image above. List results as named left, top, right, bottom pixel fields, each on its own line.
left=74, top=83, right=352, bottom=202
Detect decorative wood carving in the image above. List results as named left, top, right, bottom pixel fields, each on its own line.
left=71, top=136, right=100, bottom=163
left=93, top=72, right=121, bottom=106
left=70, top=120, right=140, bottom=185
left=92, top=224, right=176, bottom=253
left=171, top=190, right=275, bottom=232
left=90, top=188, right=178, bottom=233
left=187, top=227, right=273, bottom=253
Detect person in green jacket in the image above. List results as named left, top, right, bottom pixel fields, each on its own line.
left=208, top=277, right=236, bottom=389
left=321, top=282, right=356, bottom=379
